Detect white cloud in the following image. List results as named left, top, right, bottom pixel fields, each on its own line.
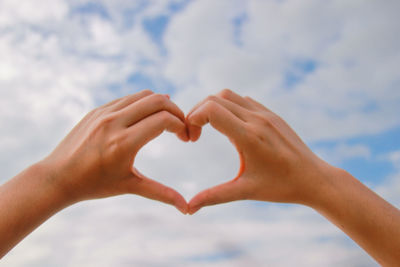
left=0, top=0, right=68, bottom=25
left=164, top=0, right=400, bottom=141
left=387, top=150, right=400, bottom=170
left=1, top=0, right=398, bottom=266
left=0, top=0, right=161, bottom=177
left=375, top=150, right=400, bottom=208
left=314, top=143, right=371, bottom=165
left=1, top=198, right=377, bottom=267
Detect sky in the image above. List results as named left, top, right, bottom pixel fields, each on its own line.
left=0, top=0, right=399, bottom=266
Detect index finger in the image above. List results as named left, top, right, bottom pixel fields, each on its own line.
left=127, top=110, right=189, bottom=152
left=187, top=100, right=246, bottom=142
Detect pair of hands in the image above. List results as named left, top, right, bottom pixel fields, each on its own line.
left=42, top=89, right=332, bottom=214
left=2, top=88, right=399, bottom=265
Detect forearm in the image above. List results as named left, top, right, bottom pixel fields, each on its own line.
left=186, top=90, right=400, bottom=264
left=0, top=162, right=71, bottom=258
left=309, top=166, right=400, bottom=266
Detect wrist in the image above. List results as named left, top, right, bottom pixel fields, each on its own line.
left=305, top=164, right=355, bottom=214
left=0, top=160, right=74, bottom=256
left=298, top=160, right=346, bottom=209
left=29, top=160, right=77, bottom=209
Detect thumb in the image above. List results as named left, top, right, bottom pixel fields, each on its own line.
left=188, top=176, right=250, bottom=215
left=128, top=168, right=188, bottom=214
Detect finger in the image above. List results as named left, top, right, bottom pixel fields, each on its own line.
left=108, top=89, right=154, bottom=112
left=99, top=97, right=124, bottom=109
left=206, top=95, right=252, bottom=122
left=186, top=90, right=254, bottom=120
left=82, top=91, right=154, bottom=129
left=216, top=89, right=256, bottom=110
left=117, top=93, right=186, bottom=127
left=187, top=100, right=246, bottom=142
left=188, top=178, right=249, bottom=214
left=186, top=121, right=202, bottom=142
left=128, top=170, right=188, bottom=214
left=185, top=97, right=209, bottom=141
left=127, top=110, right=189, bottom=150
left=187, top=96, right=251, bottom=134
left=243, top=96, right=272, bottom=112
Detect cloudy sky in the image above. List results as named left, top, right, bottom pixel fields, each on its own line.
left=1, top=0, right=399, bottom=266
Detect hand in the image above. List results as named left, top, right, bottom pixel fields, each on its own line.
left=186, top=89, right=333, bottom=214
left=41, top=90, right=189, bottom=213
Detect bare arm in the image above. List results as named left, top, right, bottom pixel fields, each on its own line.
left=186, top=89, right=400, bottom=266
left=0, top=90, right=189, bottom=258
left=0, top=163, right=70, bottom=257
left=311, top=167, right=400, bottom=266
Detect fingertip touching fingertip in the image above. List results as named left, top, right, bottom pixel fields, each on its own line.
left=176, top=202, right=189, bottom=215
left=177, top=207, right=187, bottom=215
left=186, top=124, right=201, bottom=142
left=174, top=196, right=189, bottom=214
left=188, top=206, right=201, bottom=215
left=187, top=200, right=202, bottom=214
left=177, top=131, right=190, bottom=142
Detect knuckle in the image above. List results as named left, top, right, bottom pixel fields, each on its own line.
left=97, top=113, right=117, bottom=128
left=205, top=95, right=218, bottom=102
left=140, top=89, right=153, bottom=95
left=204, top=99, right=219, bottom=112
left=158, top=110, right=172, bottom=121
left=253, top=112, right=276, bottom=128
left=125, top=94, right=137, bottom=102
left=218, top=88, right=233, bottom=99
left=261, top=114, right=273, bottom=126
left=152, top=94, right=168, bottom=106
left=266, top=113, right=281, bottom=127
left=85, top=108, right=99, bottom=119
left=93, top=106, right=105, bottom=117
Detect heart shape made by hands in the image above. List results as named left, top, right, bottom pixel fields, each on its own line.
left=134, top=125, right=243, bottom=212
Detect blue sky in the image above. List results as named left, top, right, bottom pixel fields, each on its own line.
left=0, top=0, right=399, bottom=266
left=311, top=126, right=400, bottom=185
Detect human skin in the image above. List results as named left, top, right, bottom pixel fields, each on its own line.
left=186, top=89, right=400, bottom=266
left=1, top=89, right=399, bottom=265
left=0, top=90, right=189, bottom=258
